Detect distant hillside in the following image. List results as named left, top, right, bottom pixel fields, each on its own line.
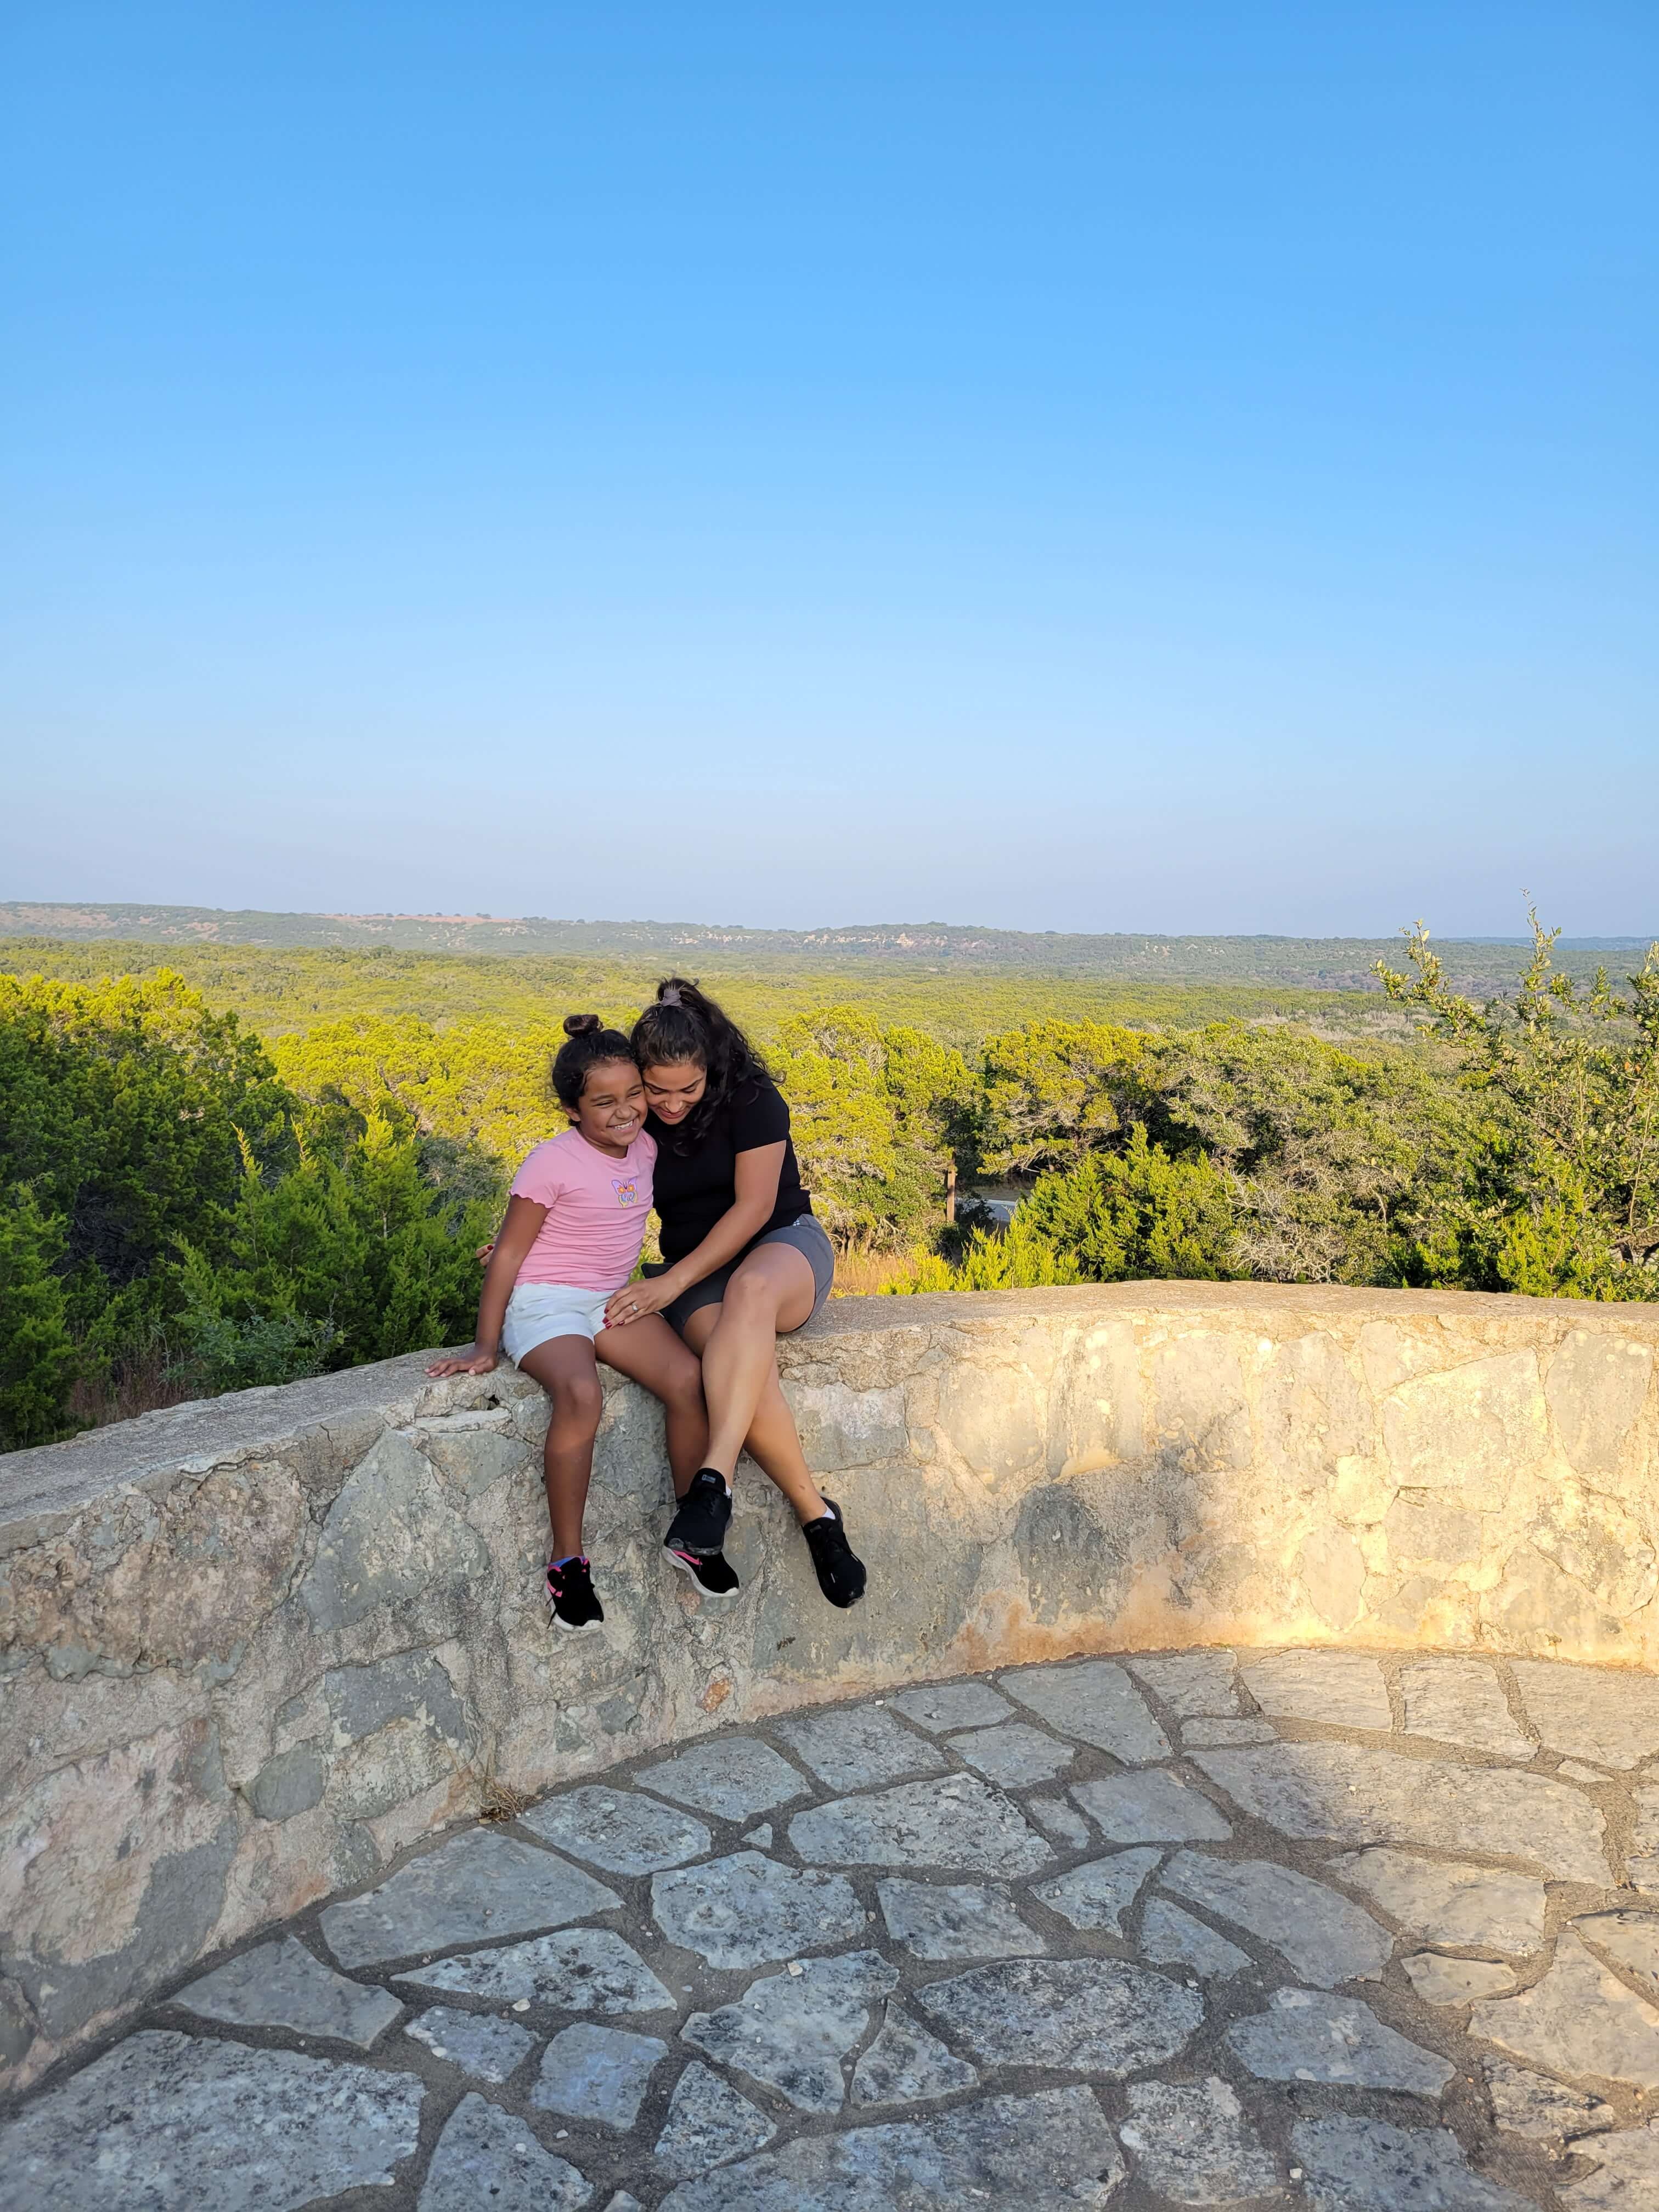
left=2, top=901, right=1652, bottom=995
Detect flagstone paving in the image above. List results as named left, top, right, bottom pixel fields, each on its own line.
left=6, top=1646, right=1659, bottom=2210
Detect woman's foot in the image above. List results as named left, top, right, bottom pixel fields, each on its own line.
left=665, top=1547, right=742, bottom=1602
left=801, top=1497, right=866, bottom=1608
left=664, top=1468, right=733, bottom=1559
left=545, top=1554, right=605, bottom=1633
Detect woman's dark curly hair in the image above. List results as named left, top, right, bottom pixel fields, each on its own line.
left=631, top=977, right=770, bottom=1149
left=551, top=1013, right=636, bottom=1110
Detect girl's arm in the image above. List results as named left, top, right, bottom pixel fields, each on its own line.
left=427, top=1194, right=547, bottom=1374
left=603, top=1143, right=785, bottom=1328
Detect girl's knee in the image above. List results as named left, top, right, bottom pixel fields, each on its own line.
left=549, top=1372, right=603, bottom=1431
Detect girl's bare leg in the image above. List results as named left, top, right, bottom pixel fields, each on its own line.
left=596, top=1313, right=708, bottom=1499
left=516, top=1335, right=603, bottom=1559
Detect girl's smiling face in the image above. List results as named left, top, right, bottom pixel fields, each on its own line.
left=567, top=1057, right=647, bottom=1155
left=641, top=1059, right=706, bottom=1125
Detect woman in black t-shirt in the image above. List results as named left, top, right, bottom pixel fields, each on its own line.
left=600, top=978, right=867, bottom=1610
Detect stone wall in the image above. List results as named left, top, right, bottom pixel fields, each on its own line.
left=3, top=1281, right=1656, bottom=2094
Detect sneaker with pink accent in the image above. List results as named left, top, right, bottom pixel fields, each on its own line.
left=545, top=1554, right=605, bottom=1633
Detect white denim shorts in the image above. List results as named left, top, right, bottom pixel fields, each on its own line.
left=501, top=1282, right=611, bottom=1363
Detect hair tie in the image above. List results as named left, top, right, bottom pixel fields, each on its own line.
left=660, top=986, right=682, bottom=1006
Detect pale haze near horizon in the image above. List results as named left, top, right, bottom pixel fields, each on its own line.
left=2, top=5, right=1655, bottom=938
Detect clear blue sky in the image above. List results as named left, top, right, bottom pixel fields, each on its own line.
left=3, top=3, right=1655, bottom=934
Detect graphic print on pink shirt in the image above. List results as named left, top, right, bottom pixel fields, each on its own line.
left=509, top=1127, right=657, bottom=1294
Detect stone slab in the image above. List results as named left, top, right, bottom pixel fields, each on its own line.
left=1125, top=1650, right=1241, bottom=1720
left=947, top=1722, right=1075, bottom=1787
left=396, top=1927, right=675, bottom=2014
left=916, top=1956, right=1204, bottom=2075
left=0, top=2029, right=424, bottom=2212
left=1290, top=2113, right=1533, bottom=2212
left=320, top=1829, right=620, bottom=1968
left=1070, top=1769, right=1232, bottom=1842
left=1329, top=1849, right=1545, bottom=1954
left=1161, top=1852, right=1392, bottom=1986
left=876, top=1877, right=1045, bottom=1960
left=1481, top=2055, right=1617, bottom=2146
left=1226, top=1989, right=1454, bottom=2095
left=1192, top=1741, right=1611, bottom=1883
left=1139, top=1896, right=1251, bottom=1980
left=850, top=2001, right=979, bottom=2105
left=520, top=1787, right=713, bottom=1875
left=681, top=1950, right=898, bottom=2114
left=1243, top=1652, right=1391, bottom=1733
left=636, top=1739, right=810, bottom=1822
left=1183, top=1718, right=1277, bottom=1747
left=405, top=2004, right=535, bottom=2082
left=1032, top=1849, right=1163, bottom=1935
left=656, top=2085, right=1125, bottom=2212
left=775, top=1705, right=946, bottom=1792
left=1402, top=1955, right=1517, bottom=2005
left=173, top=1934, right=402, bottom=2048
left=1398, top=1660, right=1532, bottom=1760
left=1563, top=2120, right=1659, bottom=2210
left=532, top=2024, right=667, bottom=2129
left=1120, top=2075, right=1279, bottom=2205
left=1471, top=1931, right=1659, bottom=2091
left=788, top=1774, right=1053, bottom=1875
left=1028, top=1793, right=1093, bottom=1847
left=417, top=2091, right=590, bottom=2212
left=1513, top=1661, right=1659, bottom=1770
left=888, top=1682, right=1015, bottom=1733
left=653, top=2061, right=775, bottom=2179
left=1000, top=1659, right=1171, bottom=1762
left=651, top=1851, right=864, bottom=1971
left=1574, top=1911, right=1659, bottom=2002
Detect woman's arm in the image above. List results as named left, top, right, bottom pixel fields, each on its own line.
left=427, top=1194, right=546, bottom=1374
left=603, top=1142, right=785, bottom=1328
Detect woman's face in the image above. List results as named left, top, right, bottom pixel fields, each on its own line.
left=641, top=1058, right=707, bottom=1125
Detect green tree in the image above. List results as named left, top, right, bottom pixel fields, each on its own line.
left=975, top=1019, right=1151, bottom=1177
left=0, top=1191, right=78, bottom=1449
left=1379, top=915, right=1659, bottom=1298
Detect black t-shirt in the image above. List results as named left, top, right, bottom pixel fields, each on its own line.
left=649, top=1076, right=812, bottom=1266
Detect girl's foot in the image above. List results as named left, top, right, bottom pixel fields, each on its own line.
left=664, top=1468, right=733, bottom=1558
left=546, top=1554, right=605, bottom=1633
left=801, top=1497, right=866, bottom=1609
left=665, top=1547, right=742, bottom=1602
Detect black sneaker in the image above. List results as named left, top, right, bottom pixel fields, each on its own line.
left=665, top=1547, right=741, bottom=1602
left=545, top=1554, right=605, bottom=1633
left=802, top=1497, right=866, bottom=1609
left=664, top=1469, right=733, bottom=1559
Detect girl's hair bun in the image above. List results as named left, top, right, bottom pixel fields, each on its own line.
left=563, top=1012, right=603, bottom=1036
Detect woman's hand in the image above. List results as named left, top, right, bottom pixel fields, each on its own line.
left=603, top=1276, right=678, bottom=1330
left=426, top=1345, right=500, bottom=1377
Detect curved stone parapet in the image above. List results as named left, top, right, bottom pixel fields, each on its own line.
left=2, top=1281, right=1656, bottom=2092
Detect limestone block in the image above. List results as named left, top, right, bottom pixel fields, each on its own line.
left=1382, top=1351, right=1549, bottom=1499
left=1472, top=1932, right=1659, bottom=2091
left=1385, top=1494, right=1483, bottom=1571
left=1546, top=1329, right=1653, bottom=1482
left=415, top=1412, right=526, bottom=1498
left=0, top=1716, right=239, bottom=2041
left=1047, top=1321, right=1143, bottom=1474
left=2, top=1458, right=306, bottom=1673
left=1257, top=1329, right=1373, bottom=1488
left=298, top=1431, right=489, bottom=1633
left=936, top=1359, right=1044, bottom=1481
left=1530, top=1489, right=1658, bottom=1620
left=1485, top=1546, right=1618, bottom=1656
left=1297, top=1526, right=1368, bottom=1631
left=246, top=1746, right=326, bottom=1822
left=788, top=1381, right=909, bottom=1474
left=1151, top=1332, right=1252, bottom=1470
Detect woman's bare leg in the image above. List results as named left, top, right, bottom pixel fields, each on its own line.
left=515, top=1334, right=603, bottom=1559
left=596, top=1314, right=708, bottom=1499
left=681, top=1298, right=827, bottom=1526
left=686, top=1244, right=815, bottom=1482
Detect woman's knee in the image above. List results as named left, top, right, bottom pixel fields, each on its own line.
left=718, top=1268, right=783, bottom=1328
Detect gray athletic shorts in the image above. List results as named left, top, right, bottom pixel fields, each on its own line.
left=651, top=1214, right=835, bottom=1337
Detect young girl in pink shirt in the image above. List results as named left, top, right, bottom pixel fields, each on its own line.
left=427, top=1015, right=715, bottom=1632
